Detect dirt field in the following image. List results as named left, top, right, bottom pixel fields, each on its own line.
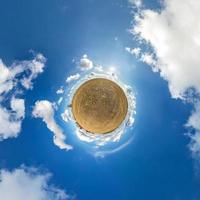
left=72, top=78, right=128, bottom=134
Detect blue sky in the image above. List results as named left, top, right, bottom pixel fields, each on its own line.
left=0, top=0, right=200, bottom=199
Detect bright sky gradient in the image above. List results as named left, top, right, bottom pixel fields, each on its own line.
left=0, top=0, right=200, bottom=199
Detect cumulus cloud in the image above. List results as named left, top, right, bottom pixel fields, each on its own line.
left=66, top=73, right=80, bottom=83
left=0, top=54, right=46, bottom=140
left=131, top=0, right=200, bottom=158
left=133, top=0, right=200, bottom=99
left=79, top=55, right=93, bottom=70
left=0, top=166, right=72, bottom=200
left=32, top=100, right=73, bottom=151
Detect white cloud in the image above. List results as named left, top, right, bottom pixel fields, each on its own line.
left=56, top=87, right=64, bottom=94
left=94, top=65, right=104, bottom=72
left=94, top=137, right=134, bottom=158
left=0, top=54, right=46, bottom=140
left=32, top=100, right=73, bottom=151
left=186, top=102, right=200, bottom=157
left=133, top=0, right=200, bottom=99
left=131, top=0, right=200, bottom=158
left=187, top=102, right=200, bottom=132
left=125, top=47, right=141, bottom=57
left=140, top=53, right=157, bottom=69
left=20, top=53, right=46, bottom=90
left=79, top=55, right=93, bottom=70
left=57, top=97, right=63, bottom=105
left=61, top=109, right=70, bottom=123
left=129, top=0, right=142, bottom=8
left=66, top=73, right=80, bottom=83
left=0, top=166, right=72, bottom=200
left=10, top=98, right=25, bottom=119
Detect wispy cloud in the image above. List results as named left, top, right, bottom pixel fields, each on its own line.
left=32, top=100, right=73, bottom=151
left=66, top=73, right=80, bottom=83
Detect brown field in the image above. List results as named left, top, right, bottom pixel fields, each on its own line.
left=72, top=78, right=128, bottom=134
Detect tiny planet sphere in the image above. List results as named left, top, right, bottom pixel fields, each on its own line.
left=71, top=78, right=128, bottom=134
